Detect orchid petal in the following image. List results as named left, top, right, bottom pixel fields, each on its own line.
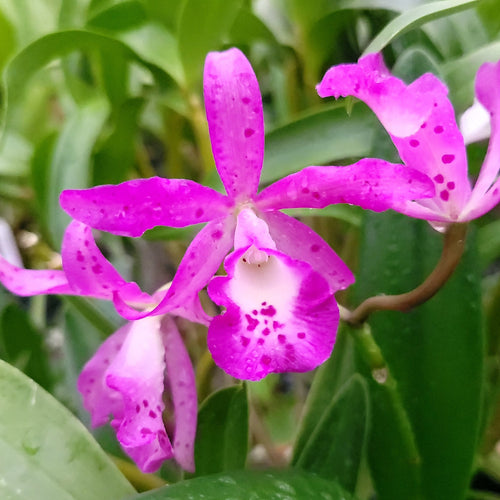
left=78, top=322, right=131, bottom=427
left=262, top=211, right=354, bottom=292
left=208, top=247, right=338, bottom=381
left=317, top=53, right=440, bottom=137
left=460, top=99, right=491, bottom=145
left=318, top=53, right=471, bottom=221
left=60, top=177, right=231, bottom=237
left=255, top=159, right=435, bottom=214
left=62, top=220, right=153, bottom=304
left=463, top=60, right=500, bottom=218
left=204, top=48, right=264, bottom=201
left=78, top=316, right=173, bottom=473
left=114, top=216, right=236, bottom=321
left=0, top=256, right=73, bottom=296
left=161, top=317, right=197, bottom=472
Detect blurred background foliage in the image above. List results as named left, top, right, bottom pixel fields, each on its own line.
left=0, top=0, right=500, bottom=499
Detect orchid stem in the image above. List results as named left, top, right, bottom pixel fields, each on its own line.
left=342, top=223, right=468, bottom=326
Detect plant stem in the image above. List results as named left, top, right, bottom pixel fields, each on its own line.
left=342, top=223, right=468, bottom=326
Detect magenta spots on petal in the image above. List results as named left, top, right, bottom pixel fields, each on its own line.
left=447, top=182, right=455, bottom=190
left=440, top=190, right=449, bottom=201
left=136, top=405, right=140, bottom=413
left=442, top=154, right=455, bottom=164
left=434, top=174, right=444, bottom=184
left=421, top=122, right=427, bottom=129
left=211, top=230, right=223, bottom=240
left=312, top=192, right=321, bottom=200
left=240, top=336, right=250, bottom=347
left=195, top=208, right=204, bottom=218
left=262, top=328, right=270, bottom=336
left=297, top=332, right=306, bottom=339
left=409, top=139, right=420, bottom=147
left=278, top=334, right=286, bottom=344
left=143, top=399, right=149, bottom=407
left=92, top=264, right=103, bottom=274
left=149, top=410, right=157, bottom=419
left=244, top=128, right=255, bottom=138
left=272, top=321, right=284, bottom=330
left=310, top=244, right=320, bottom=253
left=260, top=305, right=276, bottom=316
left=261, top=355, right=271, bottom=365
left=434, top=125, right=444, bottom=134
left=241, top=97, right=250, bottom=104
left=257, top=338, right=265, bottom=345
left=245, top=314, right=259, bottom=331
left=252, top=309, right=258, bottom=316
left=141, top=428, right=152, bottom=434
left=76, top=251, right=84, bottom=262
left=301, top=187, right=310, bottom=194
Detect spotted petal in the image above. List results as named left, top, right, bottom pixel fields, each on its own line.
left=204, top=48, right=265, bottom=201
left=60, top=177, right=231, bottom=237
left=262, top=211, right=354, bottom=292
left=207, top=247, right=338, bottom=381
left=114, top=216, right=236, bottom=321
left=79, top=316, right=173, bottom=473
left=161, top=316, right=197, bottom=472
left=255, top=159, right=435, bottom=215
left=318, top=53, right=471, bottom=222
left=463, top=60, right=500, bottom=220
left=62, top=220, right=153, bottom=304
left=317, top=52, right=440, bottom=137
left=0, top=256, right=73, bottom=296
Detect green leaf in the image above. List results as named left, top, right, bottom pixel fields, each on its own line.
left=443, top=41, right=500, bottom=110
left=130, top=469, right=358, bottom=500
left=0, top=303, right=53, bottom=391
left=478, top=219, right=500, bottom=271
left=93, top=97, right=144, bottom=185
left=293, top=374, right=369, bottom=492
left=261, top=103, right=382, bottom=184
left=193, top=384, right=248, bottom=477
left=177, top=0, right=243, bottom=89
left=46, top=97, right=109, bottom=246
left=0, top=359, right=135, bottom=500
left=356, top=212, right=484, bottom=500
left=1, top=29, right=171, bottom=133
left=363, top=0, right=479, bottom=55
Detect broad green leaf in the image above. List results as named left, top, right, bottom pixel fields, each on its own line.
left=293, top=374, right=369, bottom=492
left=46, top=97, right=109, bottom=246
left=87, top=0, right=148, bottom=31
left=0, top=359, right=135, bottom=500
left=193, top=384, right=248, bottom=477
left=443, top=41, right=500, bottom=110
left=478, top=219, right=500, bottom=271
left=477, top=0, right=500, bottom=37
left=0, top=7, right=16, bottom=74
left=130, top=469, right=359, bottom=500
left=177, top=0, right=243, bottom=89
left=1, top=29, right=170, bottom=133
left=356, top=211, right=484, bottom=500
left=228, top=7, right=278, bottom=47
left=118, top=23, right=184, bottom=85
left=93, top=97, right=144, bottom=185
left=363, top=0, right=479, bottom=55
left=0, top=303, right=53, bottom=391
left=261, top=103, right=382, bottom=184
left=292, top=325, right=358, bottom=459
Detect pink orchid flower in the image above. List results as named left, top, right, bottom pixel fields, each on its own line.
left=317, top=53, right=500, bottom=231
left=0, top=221, right=197, bottom=473
left=60, top=48, right=434, bottom=381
